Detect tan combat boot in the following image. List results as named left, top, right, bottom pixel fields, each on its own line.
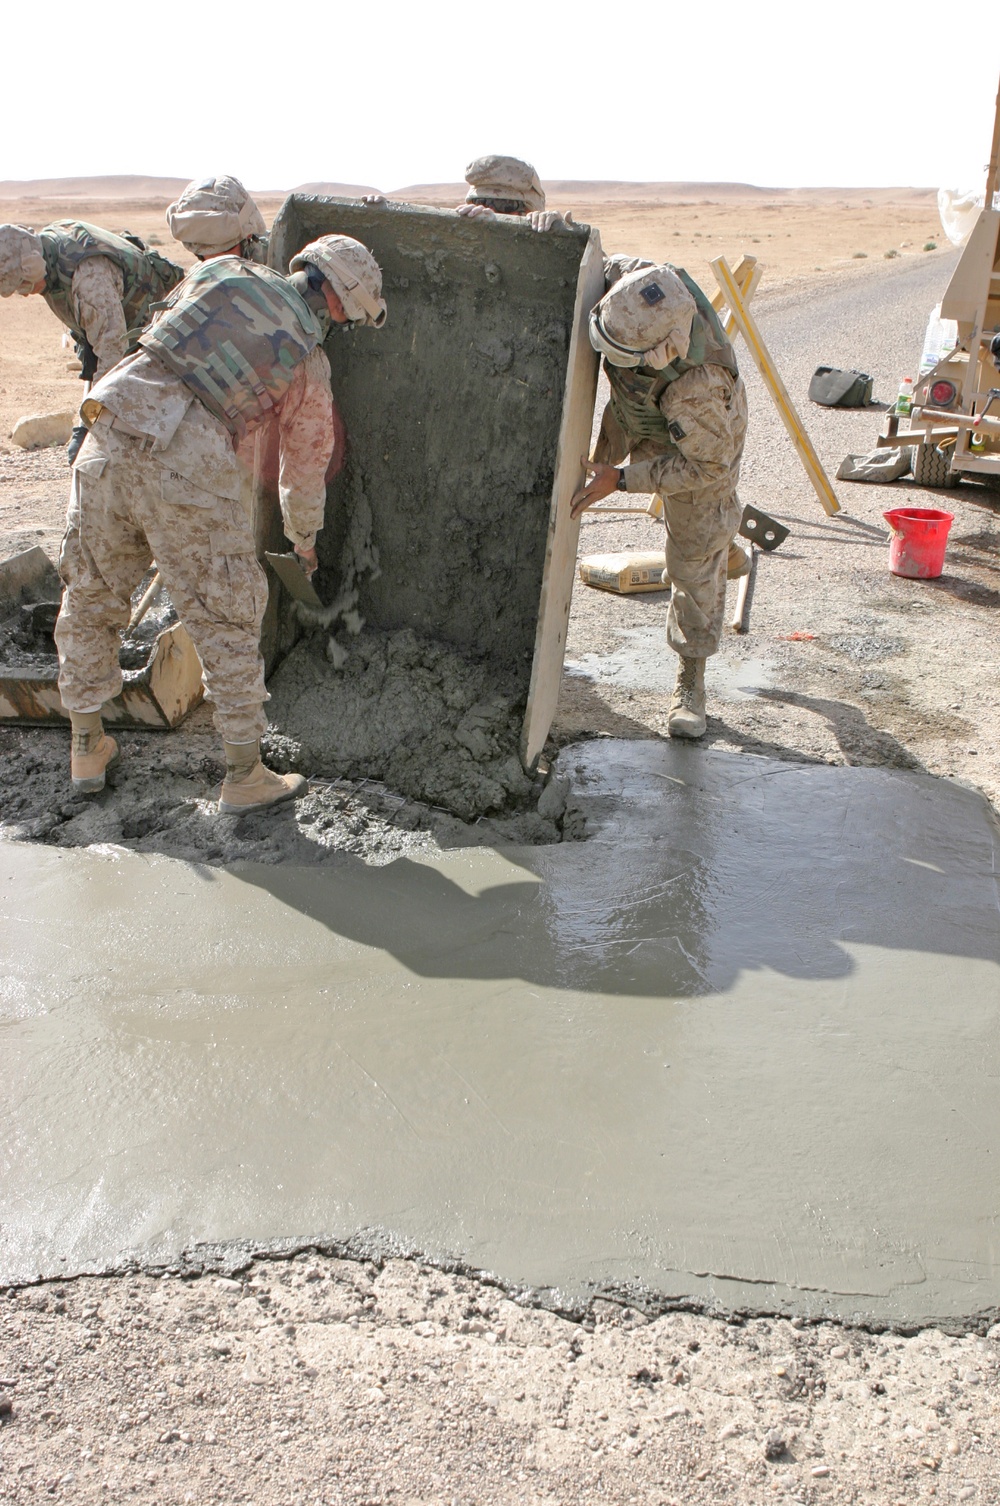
left=69, top=709, right=119, bottom=794
left=219, top=740, right=308, bottom=815
left=727, top=540, right=751, bottom=578
left=667, top=656, right=707, bottom=739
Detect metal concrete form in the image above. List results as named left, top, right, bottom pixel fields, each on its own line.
left=259, top=197, right=604, bottom=767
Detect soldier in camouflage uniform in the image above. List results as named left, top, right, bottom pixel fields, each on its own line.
left=455, top=155, right=570, bottom=232
left=166, top=175, right=268, bottom=264
left=365, top=154, right=569, bottom=232
left=0, top=220, right=185, bottom=458
left=54, top=233, right=387, bottom=814
left=571, top=258, right=748, bottom=739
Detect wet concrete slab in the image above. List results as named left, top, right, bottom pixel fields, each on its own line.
left=2, top=741, right=999, bottom=1327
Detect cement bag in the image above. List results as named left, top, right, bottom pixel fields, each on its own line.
left=579, top=550, right=667, bottom=594
left=937, top=188, right=990, bottom=247
left=836, top=448, right=912, bottom=484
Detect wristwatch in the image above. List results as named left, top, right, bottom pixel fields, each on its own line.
left=616, top=468, right=628, bottom=491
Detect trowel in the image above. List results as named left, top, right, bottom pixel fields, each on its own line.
left=265, top=551, right=324, bottom=610
left=737, top=504, right=789, bottom=552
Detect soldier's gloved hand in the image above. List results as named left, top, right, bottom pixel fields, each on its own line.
left=456, top=203, right=497, bottom=221
left=362, top=193, right=387, bottom=206
left=67, top=425, right=89, bottom=466
left=528, top=210, right=573, bottom=233
left=295, top=544, right=319, bottom=579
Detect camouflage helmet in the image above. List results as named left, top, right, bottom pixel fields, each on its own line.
left=166, top=175, right=266, bottom=257
left=0, top=224, right=45, bottom=297
left=289, top=235, right=387, bottom=328
left=589, top=264, right=697, bottom=369
left=464, top=154, right=545, bottom=214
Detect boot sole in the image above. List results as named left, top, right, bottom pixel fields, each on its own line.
left=71, top=749, right=120, bottom=794
left=667, top=719, right=707, bottom=739
left=218, top=782, right=306, bottom=817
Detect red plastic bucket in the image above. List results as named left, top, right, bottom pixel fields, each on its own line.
left=883, top=507, right=954, bottom=579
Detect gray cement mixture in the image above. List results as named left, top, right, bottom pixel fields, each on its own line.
left=3, top=739, right=999, bottom=1331
left=263, top=626, right=539, bottom=820
left=0, top=580, right=178, bottom=673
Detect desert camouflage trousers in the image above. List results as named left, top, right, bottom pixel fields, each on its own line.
left=54, top=420, right=268, bottom=742
left=661, top=486, right=744, bottom=659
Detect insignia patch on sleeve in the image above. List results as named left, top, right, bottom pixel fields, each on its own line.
left=668, top=420, right=687, bottom=441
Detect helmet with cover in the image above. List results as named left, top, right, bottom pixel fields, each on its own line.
left=289, top=235, right=387, bottom=328
left=463, top=154, right=545, bottom=214
left=589, top=264, right=697, bottom=369
left=0, top=224, right=45, bottom=297
left=166, top=175, right=266, bottom=258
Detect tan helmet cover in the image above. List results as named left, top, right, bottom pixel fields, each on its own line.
left=289, top=235, right=387, bottom=328
left=464, top=154, right=545, bottom=213
left=590, top=265, right=697, bottom=369
left=166, top=175, right=266, bottom=256
left=0, top=224, right=45, bottom=297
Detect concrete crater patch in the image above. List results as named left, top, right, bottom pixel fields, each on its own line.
left=2, top=739, right=999, bottom=1330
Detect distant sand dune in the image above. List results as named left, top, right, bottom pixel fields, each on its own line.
left=387, top=181, right=938, bottom=206
left=0, top=176, right=939, bottom=206
left=0, top=176, right=192, bottom=200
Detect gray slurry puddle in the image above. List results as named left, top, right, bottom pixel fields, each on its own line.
left=566, top=627, right=772, bottom=702
left=2, top=741, right=999, bottom=1329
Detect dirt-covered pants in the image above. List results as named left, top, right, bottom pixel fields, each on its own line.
left=661, top=486, right=744, bottom=659
left=54, top=423, right=268, bottom=742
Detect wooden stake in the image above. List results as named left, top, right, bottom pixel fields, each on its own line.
left=711, top=254, right=841, bottom=517
left=709, top=254, right=762, bottom=340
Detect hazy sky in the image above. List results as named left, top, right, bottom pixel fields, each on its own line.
left=5, top=2, right=998, bottom=192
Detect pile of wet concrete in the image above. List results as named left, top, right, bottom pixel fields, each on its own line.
left=0, top=706, right=576, bottom=870
left=264, top=626, right=542, bottom=822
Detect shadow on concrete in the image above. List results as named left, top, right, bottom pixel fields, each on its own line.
left=229, top=739, right=1000, bottom=999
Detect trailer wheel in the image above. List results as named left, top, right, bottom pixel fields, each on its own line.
left=912, top=443, right=959, bottom=488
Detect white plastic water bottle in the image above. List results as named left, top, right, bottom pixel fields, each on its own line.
left=919, top=303, right=958, bottom=375
left=896, top=377, right=914, bottom=416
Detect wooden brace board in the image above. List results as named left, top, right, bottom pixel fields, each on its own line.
left=711, top=254, right=840, bottom=517
left=520, top=229, right=605, bottom=768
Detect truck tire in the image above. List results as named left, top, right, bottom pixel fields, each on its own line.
left=912, top=442, right=959, bottom=488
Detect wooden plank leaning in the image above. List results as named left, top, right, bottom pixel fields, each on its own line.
left=520, top=228, right=606, bottom=770
left=710, top=254, right=841, bottom=517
